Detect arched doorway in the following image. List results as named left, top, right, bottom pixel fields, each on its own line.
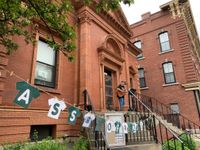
left=98, top=35, right=124, bottom=110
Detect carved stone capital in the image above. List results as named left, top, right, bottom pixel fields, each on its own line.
left=78, top=11, right=93, bottom=24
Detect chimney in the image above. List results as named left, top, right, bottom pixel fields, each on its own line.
left=141, top=12, right=151, bottom=20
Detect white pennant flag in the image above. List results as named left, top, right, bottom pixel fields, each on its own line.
left=82, top=112, right=95, bottom=128
left=47, top=98, right=67, bottom=119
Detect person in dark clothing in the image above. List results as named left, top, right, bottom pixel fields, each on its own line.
left=116, top=81, right=127, bottom=111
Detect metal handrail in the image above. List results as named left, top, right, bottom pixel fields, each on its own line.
left=128, top=90, right=184, bottom=143
left=130, top=91, right=200, bottom=137
left=139, top=92, right=200, bottom=127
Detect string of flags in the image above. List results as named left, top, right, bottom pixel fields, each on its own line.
left=3, top=68, right=151, bottom=134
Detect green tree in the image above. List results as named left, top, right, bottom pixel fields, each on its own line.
left=0, top=0, right=134, bottom=61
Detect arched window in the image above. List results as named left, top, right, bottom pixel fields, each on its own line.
left=138, top=68, right=146, bottom=88
left=134, top=40, right=143, bottom=59
left=162, top=62, right=176, bottom=84
left=159, top=32, right=171, bottom=52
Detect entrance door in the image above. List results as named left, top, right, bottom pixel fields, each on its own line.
left=104, top=69, right=114, bottom=110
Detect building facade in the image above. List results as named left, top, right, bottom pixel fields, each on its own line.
left=0, top=3, right=140, bottom=143
left=130, top=1, right=200, bottom=125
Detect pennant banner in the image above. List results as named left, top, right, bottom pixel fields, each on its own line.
left=82, top=112, right=95, bottom=128
left=95, top=116, right=105, bottom=131
left=67, top=106, right=81, bottom=125
left=14, top=81, right=40, bottom=108
left=9, top=71, right=150, bottom=142
left=47, top=98, right=67, bottom=119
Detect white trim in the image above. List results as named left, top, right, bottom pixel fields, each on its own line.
left=140, top=87, right=149, bottom=90
left=162, top=82, right=179, bottom=87
left=159, top=49, right=174, bottom=55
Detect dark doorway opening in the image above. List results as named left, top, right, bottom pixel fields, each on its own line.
left=30, top=125, right=56, bottom=141
left=104, top=69, right=113, bottom=110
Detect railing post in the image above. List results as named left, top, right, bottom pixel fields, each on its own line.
left=128, top=94, right=132, bottom=111
left=153, top=115, right=158, bottom=143
left=181, top=143, right=185, bottom=150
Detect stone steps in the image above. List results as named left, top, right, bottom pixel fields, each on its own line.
left=110, top=143, right=162, bottom=150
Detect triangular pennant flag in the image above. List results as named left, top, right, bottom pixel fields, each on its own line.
left=82, top=112, right=95, bottom=128
left=67, top=106, right=81, bottom=125
left=47, top=98, right=67, bottom=119
left=95, top=116, right=105, bottom=131
left=13, top=81, right=40, bottom=108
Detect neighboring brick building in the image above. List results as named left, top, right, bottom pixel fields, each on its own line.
left=0, top=3, right=140, bottom=143
left=130, top=1, right=200, bottom=124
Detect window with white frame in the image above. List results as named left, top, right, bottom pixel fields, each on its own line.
left=134, top=40, right=143, bottom=59
left=159, top=32, right=171, bottom=52
left=35, top=39, right=56, bottom=88
left=162, top=62, right=176, bottom=84
left=138, top=68, right=146, bottom=88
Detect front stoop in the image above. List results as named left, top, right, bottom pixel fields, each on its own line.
left=110, top=143, right=162, bottom=150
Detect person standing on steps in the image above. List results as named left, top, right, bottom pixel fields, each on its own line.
left=116, top=81, right=127, bottom=111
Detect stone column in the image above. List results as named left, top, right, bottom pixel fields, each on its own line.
left=77, top=7, right=92, bottom=107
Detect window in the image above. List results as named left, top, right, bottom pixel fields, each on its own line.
left=134, top=40, right=143, bottom=58
left=35, top=39, right=56, bottom=88
left=159, top=32, right=171, bottom=52
left=170, top=103, right=179, bottom=114
left=138, top=68, right=146, bottom=88
left=162, top=62, right=176, bottom=84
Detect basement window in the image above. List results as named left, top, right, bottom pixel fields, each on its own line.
left=30, top=125, right=56, bottom=141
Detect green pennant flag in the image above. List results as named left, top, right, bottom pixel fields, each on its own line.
left=14, top=81, right=40, bottom=108
left=67, top=106, right=81, bottom=125
left=95, top=116, right=105, bottom=131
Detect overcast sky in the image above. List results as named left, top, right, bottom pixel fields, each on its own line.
left=121, top=0, right=200, bottom=36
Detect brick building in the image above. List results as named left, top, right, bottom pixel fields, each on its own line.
left=130, top=1, right=200, bottom=124
left=0, top=3, right=140, bottom=143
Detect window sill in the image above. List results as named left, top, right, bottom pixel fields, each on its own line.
left=35, top=85, right=61, bottom=95
left=137, top=57, right=145, bottom=61
left=159, top=49, right=174, bottom=55
left=140, top=87, right=149, bottom=90
left=162, top=82, right=179, bottom=87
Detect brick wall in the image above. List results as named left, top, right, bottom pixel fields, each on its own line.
left=131, top=10, right=200, bottom=124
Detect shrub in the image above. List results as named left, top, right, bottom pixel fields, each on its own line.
left=3, top=139, right=67, bottom=150
left=23, top=139, right=66, bottom=150
left=3, top=143, right=23, bottom=150
left=72, top=136, right=88, bottom=150
left=162, top=133, right=196, bottom=150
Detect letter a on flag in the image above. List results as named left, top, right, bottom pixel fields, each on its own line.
left=14, top=81, right=40, bottom=108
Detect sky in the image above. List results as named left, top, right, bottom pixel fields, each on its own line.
left=121, top=0, right=200, bottom=36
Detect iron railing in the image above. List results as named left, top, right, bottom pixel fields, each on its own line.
left=129, top=90, right=194, bottom=150
left=128, top=90, right=200, bottom=137
left=83, top=89, right=192, bottom=149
